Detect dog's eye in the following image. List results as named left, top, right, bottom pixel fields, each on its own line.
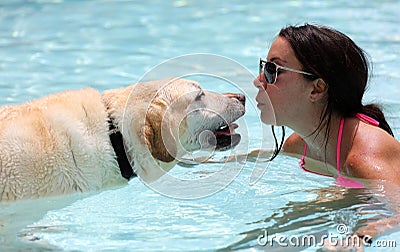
left=195, top=91, right=205, bottom=101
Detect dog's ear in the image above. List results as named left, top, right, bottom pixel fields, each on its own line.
left=142, top=107, right=177, bottom=163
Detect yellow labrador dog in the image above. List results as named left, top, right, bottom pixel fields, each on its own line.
left=0, top=78, right=245, bottom=201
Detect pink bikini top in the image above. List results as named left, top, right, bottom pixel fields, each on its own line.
left=299, top=113, right=379, bottom=188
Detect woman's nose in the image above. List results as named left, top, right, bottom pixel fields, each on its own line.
left=253, top=75, right=267, bottom=90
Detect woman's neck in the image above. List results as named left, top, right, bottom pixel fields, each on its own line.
left=296, top=112, right=343, bottom=165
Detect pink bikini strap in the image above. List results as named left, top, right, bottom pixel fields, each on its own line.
left=302, top=143, right=307, bottom=158
left=335, top=116, right=365, bottom=188
left=299, top=143, right=307, bottom=168
left=337, top=113, right=378, bottom=173
left=336, top=117, right=345, bottom=173
left=299, top=143, right=331, bottom=177
left=355, top=113, right=379, bottom=126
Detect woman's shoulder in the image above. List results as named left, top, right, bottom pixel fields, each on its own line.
left=282, top=132, right=306, bottom=156
left=346, top=124, right=400, bottom=183
left=352, top=121, right=400, bottom=153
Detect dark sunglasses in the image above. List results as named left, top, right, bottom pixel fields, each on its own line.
left=259, top=58, right=317, bottom=84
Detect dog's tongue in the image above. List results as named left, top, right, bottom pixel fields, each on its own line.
left=215, top=123, right=238, bottom=136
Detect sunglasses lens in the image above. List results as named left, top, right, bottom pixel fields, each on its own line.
left=264, top=62, right=276, bottom=84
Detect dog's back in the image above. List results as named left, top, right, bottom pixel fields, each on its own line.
left=0, top=88, right=124, bottom=201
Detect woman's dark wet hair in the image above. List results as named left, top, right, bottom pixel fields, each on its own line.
left=279, top=24, right=394, bottom=139
left=268, top=24, right=393, bottom=161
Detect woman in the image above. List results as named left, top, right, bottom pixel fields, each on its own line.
left=255, top=24, right=400, bottom=186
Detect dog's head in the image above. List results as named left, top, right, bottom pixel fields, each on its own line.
left=128, top=78, right=245, bottom=163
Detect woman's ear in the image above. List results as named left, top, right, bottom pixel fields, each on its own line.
left=309, top=79, right=328, bottom=102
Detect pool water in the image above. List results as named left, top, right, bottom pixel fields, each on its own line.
left=1, top=0, right=400, bottom=251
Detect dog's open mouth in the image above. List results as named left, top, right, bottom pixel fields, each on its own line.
left=214, top=123, right=241, bottom=151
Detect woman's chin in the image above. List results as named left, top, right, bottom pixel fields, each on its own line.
left=260, top=111, right=277, bottom=125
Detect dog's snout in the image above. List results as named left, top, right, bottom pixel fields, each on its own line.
left=236, top=94, right=246, bottom=105
left=224, top=93, right=245, bottom=106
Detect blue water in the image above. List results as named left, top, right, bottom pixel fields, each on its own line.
left=1, top=0, right=400, bottom=251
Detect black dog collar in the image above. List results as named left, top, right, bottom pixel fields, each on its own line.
left=108, top=120, right=136, bottom=180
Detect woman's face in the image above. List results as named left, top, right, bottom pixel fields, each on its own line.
left=254, top=36, right=313, bottom=126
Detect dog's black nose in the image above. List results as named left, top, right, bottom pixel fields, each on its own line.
left=236, top=94, right=246, bottom=106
